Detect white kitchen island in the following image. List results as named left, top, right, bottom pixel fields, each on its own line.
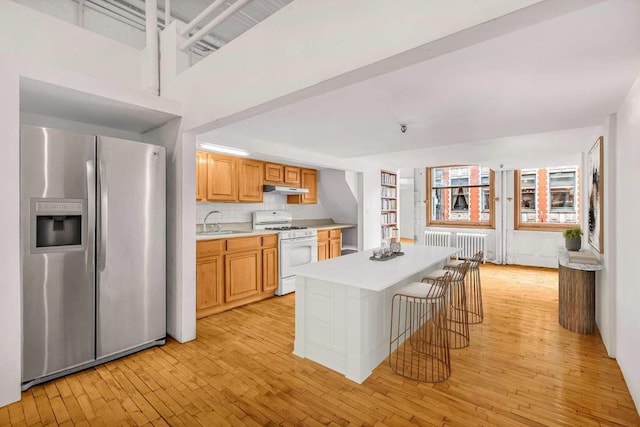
left=290, top=245, right=459, bottom=384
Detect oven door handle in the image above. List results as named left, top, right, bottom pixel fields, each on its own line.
left=281, top=237, right=318, bottom=245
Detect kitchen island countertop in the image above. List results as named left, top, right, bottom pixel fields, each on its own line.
left=291, top=245, right=459, bottom=292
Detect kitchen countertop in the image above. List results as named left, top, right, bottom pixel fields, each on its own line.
left=196, top=229, right=278, bottom=241
left=195, top=223, right=356, bottom=241
left=310, top=223, right=356, bottom=231
left=290, top=245, right=459, bottom=292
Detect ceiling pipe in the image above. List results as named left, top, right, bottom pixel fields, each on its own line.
left=145, top=0, right=160, bottom=95
left=77, top=0, right=85, bottom=27
left=165, top=0, right=172, bottom=25
left=123, top=0, right=226, bottom=49
left=84, top=0, right=223, bottom=57
left=180, top=0, right=253, bottom=51
left=86, top=0, right=144, bottom=30
left=179, top=0, right=226, bottom=36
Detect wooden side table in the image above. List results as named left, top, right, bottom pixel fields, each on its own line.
left=557, top=247, right=603, bottom=334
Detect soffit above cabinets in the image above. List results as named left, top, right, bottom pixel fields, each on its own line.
left=20, top=78, right=181, bottom=134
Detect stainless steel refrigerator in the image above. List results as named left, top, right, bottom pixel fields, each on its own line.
left=20, top=125, right=166, bottom=389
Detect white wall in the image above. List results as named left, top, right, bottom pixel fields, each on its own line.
left=170, top=132, right=196, bottom=344
left=195, top=192, right=331, bottom=225
left=1, top=2, right=143, bottom=91
left=613, top=74, right=640, bottom=410
left=0, top=68, right=22, bottom=409
left=505, top=170, right=569, bottom=269
left=141, top=118, right=195, bottom=345
left=362, top=167, right=384, bottom=250
left=405, top=127, right=598, bottom=267
left=399, top=183, right=415, bottom=240
left=13, top=0, right=147, bottom=49
left=316, top=169, right=358, bottom=224
left=595, top=114, right=617, bottom=357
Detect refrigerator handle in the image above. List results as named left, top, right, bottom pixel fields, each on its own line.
left=86, top=160, right=95, bottom=270
left=98, top=160, right=108, bottom=272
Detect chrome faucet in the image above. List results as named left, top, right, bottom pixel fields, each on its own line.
left=203, top=210, right=222, bottom=232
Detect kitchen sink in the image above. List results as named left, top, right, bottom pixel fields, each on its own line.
left=197, top=230, right=251, bottom=236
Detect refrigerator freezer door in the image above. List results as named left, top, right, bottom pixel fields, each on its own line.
left=21, top=125, right=96, bottom=383
left=96, top=137, right=166, bottom=359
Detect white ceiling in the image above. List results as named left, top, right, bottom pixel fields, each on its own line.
left=201, top=0, right=640, bottom=160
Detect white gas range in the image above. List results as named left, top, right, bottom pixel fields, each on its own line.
left=253, top=211, right=318, bottom=296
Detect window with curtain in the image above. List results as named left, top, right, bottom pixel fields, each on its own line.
left=427, top=165, right=494, bottom=228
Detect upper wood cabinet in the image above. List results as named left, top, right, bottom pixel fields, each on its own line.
left=238, top=158, right=264, bottom=202
left=196, top=150, right=317, bottom=203
left=207, top=153, right=238, bottom=201
left=284, top=166, right=301, bottom=187
left=288, top=168, right=318, bottom=204
left=264, top=163, right=284, bottom=184
left=196, top=151, right=208, bottom=201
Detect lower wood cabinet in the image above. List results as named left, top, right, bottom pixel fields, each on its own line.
left=196, top=254, right=223, bottom=315
left=318, top=228, right=342, bottom=261
left=262, top=247, right=278, bottom=292
left=329, top=238, right=341, bottom=259
left=317, top=240, right=329, bottom=261
left=196, top=235, right=278, bottom=319
left=225, top=250, right=261, bottom=302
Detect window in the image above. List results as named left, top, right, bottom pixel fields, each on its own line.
left=427, top=165, right=494, bottom=228
left=515, top=166, right=580, bottom=230
left=520, top=171, right=536, bottom=211
left=549, top=170, right=576, bottom=211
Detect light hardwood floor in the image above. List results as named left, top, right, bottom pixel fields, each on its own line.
left=2, top=265, right=638, bottom=426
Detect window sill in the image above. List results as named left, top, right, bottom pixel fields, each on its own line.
left=427, top=222, right=494, bottom=229
left=515, top=224, right=577, bottom=232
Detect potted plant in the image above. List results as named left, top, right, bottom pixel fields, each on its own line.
left=563, top=227, right=583, bottom=251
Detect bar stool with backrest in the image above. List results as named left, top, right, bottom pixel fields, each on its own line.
left=421, top=261, right=471, bottom=349
left=445, top=251, right=483, bottom=324
left=388, top=272, right=453, bottom=383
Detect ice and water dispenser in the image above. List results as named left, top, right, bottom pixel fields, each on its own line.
left=30, top=198, right=85, bottom=252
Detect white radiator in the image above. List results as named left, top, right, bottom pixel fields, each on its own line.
left=456, top=233, right=487, bottom=263
left=424, top=231, right=451, bottom=247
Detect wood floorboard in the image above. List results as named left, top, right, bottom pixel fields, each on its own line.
left=2, top=264, right=639, bottom=426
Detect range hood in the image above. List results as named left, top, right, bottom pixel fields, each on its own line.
left=263, top=185, right=309, bottom=195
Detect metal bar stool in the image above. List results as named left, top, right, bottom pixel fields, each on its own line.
left=389, top=273, right=452, bottom=383
left=445, top=251, right=483, bottom=324
left=422, top=261, right=471, bottom=349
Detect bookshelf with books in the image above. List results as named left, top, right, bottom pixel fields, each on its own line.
left=381, top=170, right=398, bottom=240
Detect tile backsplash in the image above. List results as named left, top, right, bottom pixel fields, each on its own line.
left=196, top=192, right=330, bottom=224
